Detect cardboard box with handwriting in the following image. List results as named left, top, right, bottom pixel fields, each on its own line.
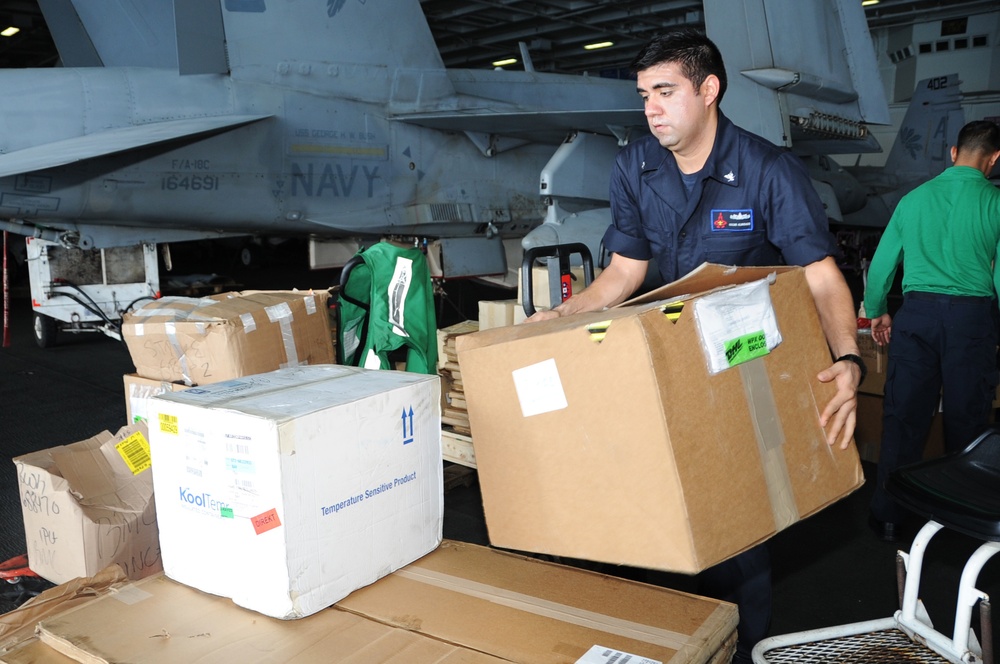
left=14, top=423, right=160, bottom=585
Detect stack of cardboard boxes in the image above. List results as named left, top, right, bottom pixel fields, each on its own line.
left=8, top=267, right=866, bottom=662
left=15, top=290, right=448, bottom=620
left=15, top=290, right=340, bottom=587
left=7, top=280, right=742, bottom=659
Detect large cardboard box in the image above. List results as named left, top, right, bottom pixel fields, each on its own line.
left=457, top=264, right=864, bottom=574
left=147, top=365, right=443, bottom=619
left=121, top=290, right=333, bottom=386
left=32, top=541, right=737, bottom=664
left=13, top=424, right=161, bottom=585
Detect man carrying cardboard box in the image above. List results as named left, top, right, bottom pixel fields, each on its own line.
left=527, top=29, right=864, bottom=663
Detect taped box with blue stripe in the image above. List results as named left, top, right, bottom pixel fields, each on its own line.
left=121, top=289, right=334, bottom=386
left=457, top=263, right=864, bottom=574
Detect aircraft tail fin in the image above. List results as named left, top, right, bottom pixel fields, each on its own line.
left=705, top=0, right=889, bottom=153
left=221, top=0, right=446, bottom=78
left=36, top=0, right=102, bottom=67
left=39, top=1, right=446, bottom=85
left=41, top=0, right=180, bottom=68
left=883, top=74, right=965, bottom=180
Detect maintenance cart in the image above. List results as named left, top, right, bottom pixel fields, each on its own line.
left=26, top=236, right=158, bottom=347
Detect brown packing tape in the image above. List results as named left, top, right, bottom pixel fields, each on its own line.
left=393, top=567, right=708, bottom=652
left=739, top=358, right=798, bottom=530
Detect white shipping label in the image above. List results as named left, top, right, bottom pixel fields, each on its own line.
left=693, top=277, right=782, bottom=374
left=512, top=358, right=568, bottom=417
left=575, top=645, right=662, bottom=664
left=387, top=256, right=413, bottom=337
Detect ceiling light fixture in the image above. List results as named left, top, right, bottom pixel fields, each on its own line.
left=1, top=27, right=19, bottom=37
left=492, top=58, right=517, bottom=67
left=584, top=41, right=614, bottom=51
left=861, top=0, right=879, bottom=6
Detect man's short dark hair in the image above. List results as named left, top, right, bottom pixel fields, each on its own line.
left=630, top=28, right=728, bottom=105
left=957, top=120, right=1000, bottom=156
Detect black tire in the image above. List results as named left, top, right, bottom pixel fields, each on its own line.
left=239, top=243, right=261, bottom=268
left=33, top=312, right=58, bottom=349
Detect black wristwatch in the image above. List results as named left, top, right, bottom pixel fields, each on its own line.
left=835, top=353, right=867, bottom=386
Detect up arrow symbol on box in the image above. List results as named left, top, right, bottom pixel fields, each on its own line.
left=402, top=406, right=414, bottom=444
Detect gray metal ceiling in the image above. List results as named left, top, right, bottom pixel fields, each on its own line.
left=421, top=0, right=1000, bottom=75
left=0, top=0, right=995, bottom=73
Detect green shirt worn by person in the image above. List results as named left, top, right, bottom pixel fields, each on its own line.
left=864, top=165, right=1000, bottom=318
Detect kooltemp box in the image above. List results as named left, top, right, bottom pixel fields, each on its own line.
left=457, top=264, right=864, bottom=574
left=14, top=423, right=161, bottom=585
left=147, top=365, right=443, bottom=619
left=122, top=290, right=334, bottom=386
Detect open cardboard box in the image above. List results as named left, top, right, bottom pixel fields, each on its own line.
left=13, top=424, right=160, bottom=585
left=457, top=263, right=864, bottom=574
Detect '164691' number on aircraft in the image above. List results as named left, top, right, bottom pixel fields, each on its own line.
left=161, top=175, right=219, bottom=191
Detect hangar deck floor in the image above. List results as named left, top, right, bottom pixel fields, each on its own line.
left=1, top=260, right=998, bottom=653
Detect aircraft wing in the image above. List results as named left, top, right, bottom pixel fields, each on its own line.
left=393, top=109, right=646, bottom=144
left=0, top=115, right=271, bottom=179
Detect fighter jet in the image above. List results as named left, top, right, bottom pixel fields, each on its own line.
left=804, top=73, right=965, bottom=228
left=0, top=0, right=642, bottom=270
left=0, top=0, right=650, bottom=342
left=0, top=0, right=892, bottom=343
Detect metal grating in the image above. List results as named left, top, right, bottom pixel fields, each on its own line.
left=758, top=628, right=955, bottom=663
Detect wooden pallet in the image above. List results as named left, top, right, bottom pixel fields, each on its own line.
left=441, top=428, right=476, bottom=468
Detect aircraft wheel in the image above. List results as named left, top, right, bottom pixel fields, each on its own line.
left=239, top=243, right=261, bottom=268
left=33, top=313, right=58, bottom=349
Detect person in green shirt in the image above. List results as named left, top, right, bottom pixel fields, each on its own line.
left=864, top=120, right=1000, bottom=541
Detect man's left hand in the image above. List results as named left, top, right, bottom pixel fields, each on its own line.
left=816, top=360, right=860, bottom=450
